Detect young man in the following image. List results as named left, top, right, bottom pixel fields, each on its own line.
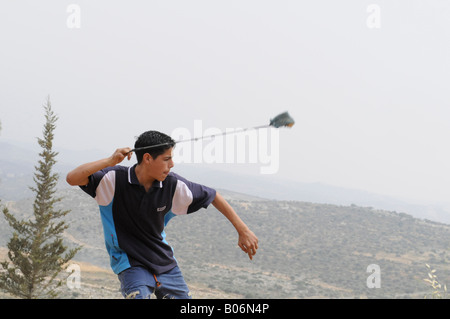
left=66, top=131, right=258, bottom=299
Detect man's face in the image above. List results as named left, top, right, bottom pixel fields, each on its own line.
left=145, top=148, right=174, bottom=181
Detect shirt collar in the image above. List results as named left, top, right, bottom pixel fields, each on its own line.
left=128, top=165, right=163, bottom=188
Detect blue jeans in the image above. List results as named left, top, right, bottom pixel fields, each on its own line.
left=118, top=265, right=192, bottom=299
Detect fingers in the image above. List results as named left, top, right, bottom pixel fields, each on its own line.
left=111, top=148, right=133, bottom=165
left=121, top=147, right=133, bottom=160
left=119, top=147, right=132, bottom=157
left=239, top=240, right=258, bottom=260
left=246, top=245, right=257, bottom=260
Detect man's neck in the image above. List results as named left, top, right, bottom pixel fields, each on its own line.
left=134, top=164, right=155, bottom=192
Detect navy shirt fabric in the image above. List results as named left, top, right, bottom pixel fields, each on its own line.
left=80, top=164, right=216, bottom=275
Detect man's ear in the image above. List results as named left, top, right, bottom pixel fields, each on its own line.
left=143, top=153, right=153, bottom=163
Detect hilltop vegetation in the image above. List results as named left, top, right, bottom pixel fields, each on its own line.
left=1, top=187, right=449, bottom=298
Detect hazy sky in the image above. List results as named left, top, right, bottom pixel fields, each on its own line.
left=1, top=1, right=449, bottom=204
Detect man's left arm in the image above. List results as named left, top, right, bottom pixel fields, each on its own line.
left=212, top=192, right=259, bottom=260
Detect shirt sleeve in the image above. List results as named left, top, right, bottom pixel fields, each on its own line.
left=79, top=166, right=116, bottom=206
left=171, top=173, right=216, bottom=215
left=79, top=170, right=105, bottom=198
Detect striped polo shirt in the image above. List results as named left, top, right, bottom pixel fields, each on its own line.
left=80, top=164, right=216, bottom=275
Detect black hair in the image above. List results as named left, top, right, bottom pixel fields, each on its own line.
left=134, top=131, right=175, bottom=164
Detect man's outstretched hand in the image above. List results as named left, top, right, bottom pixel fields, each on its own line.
left=238, top=228, right=259, bottom=260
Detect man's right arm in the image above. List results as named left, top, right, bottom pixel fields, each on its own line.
left=66, top=147, right=133, bottom=186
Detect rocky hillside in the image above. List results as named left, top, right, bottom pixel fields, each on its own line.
left=1, top=187, right=449, bottom=298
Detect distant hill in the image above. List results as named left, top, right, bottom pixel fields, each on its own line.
left=1, top=187, right=449, bottom=299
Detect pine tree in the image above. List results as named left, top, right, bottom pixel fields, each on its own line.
left=0, top=98, right=81, bottom=298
